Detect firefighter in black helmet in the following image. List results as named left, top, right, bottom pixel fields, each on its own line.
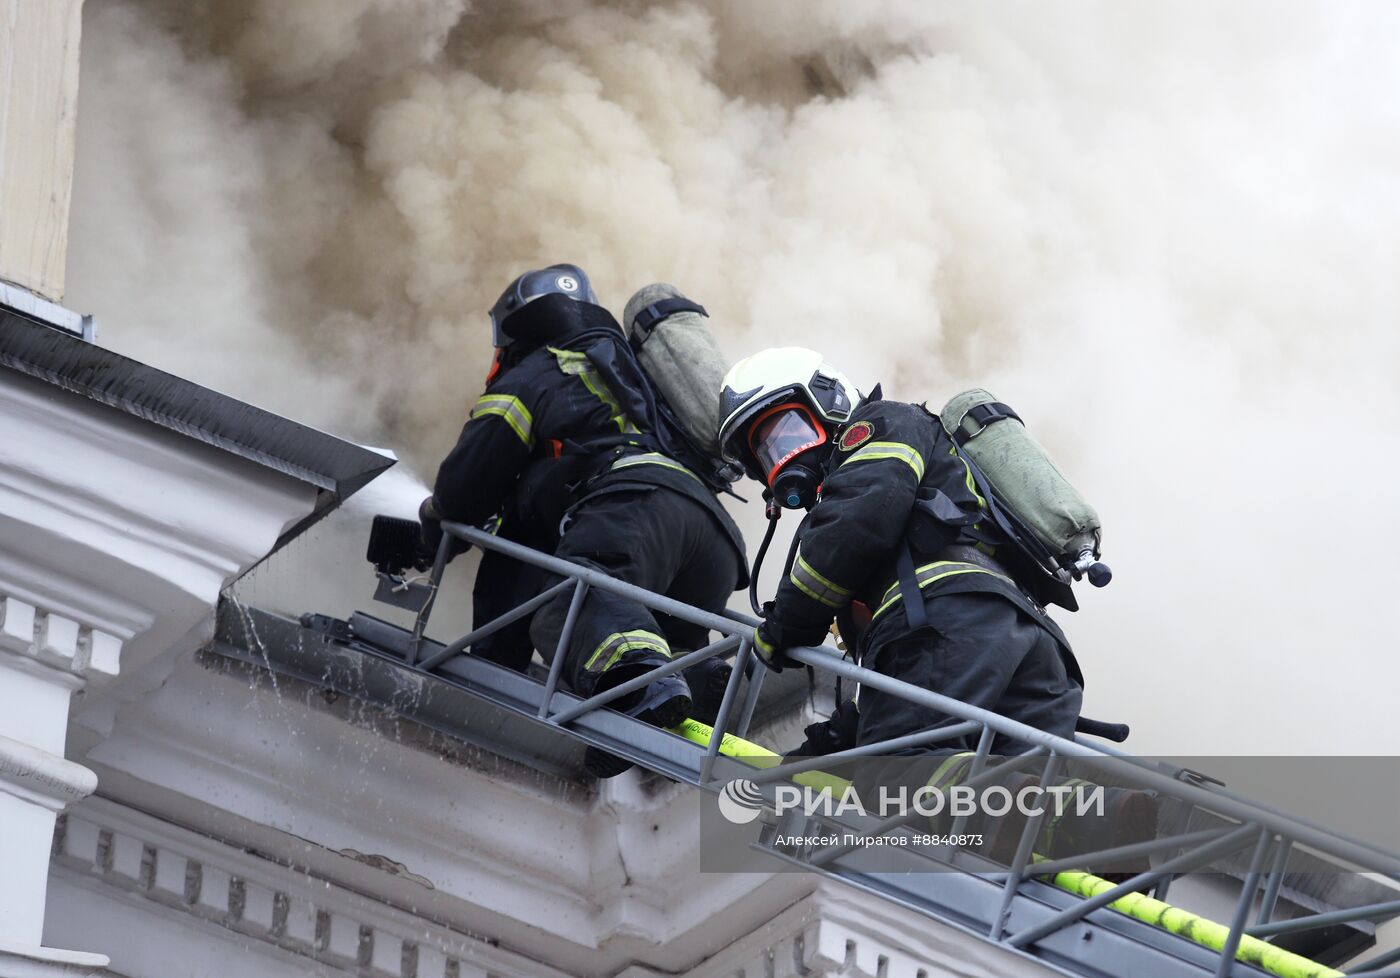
left=717, top=347, right=1083, bottom=754
left=421, top=265, right=747, bottom=776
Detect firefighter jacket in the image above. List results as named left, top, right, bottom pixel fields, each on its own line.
left=430, top=296, right=746, bottom=583
left=763, top=397, right=1082, bottom=684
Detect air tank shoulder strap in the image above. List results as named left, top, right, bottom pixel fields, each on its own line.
left=952, top=401, right=1022, bottom=447
left=896, top=540, right=931, bottom=632
left=628, top=298, right=708, bottom=341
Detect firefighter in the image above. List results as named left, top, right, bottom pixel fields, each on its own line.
left=716, top=347, right=1083, bottom=755
left=420, top=265, right=746, bottom=776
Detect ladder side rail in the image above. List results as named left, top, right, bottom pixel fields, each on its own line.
left=732, top=655, right=765, bottom=739
left=444, top=522, right=749, bottom=638
left=808, top=747, right=1051, bottom=868
left=547, top=635, right=741, bottom=725
left=1253, top=837, right=1291, bottom=927
left=759, top=837, right=1253, bottom=978
left=992, top=752, right=1063, bottom=940
left=785, top=644, right=1400, bottom=879
left=418, top=579, right=575, bottom=671
left=1027, top=827, right=1240, bottom=880
left=1351, top=943, right=1400, bottom=975
left=1199, top=781, right=1400, bottom=870
left=1213, top=829, right=1273, bottom=978
left=746, top=719, right=984, bottom=786
left=700, top=638, right=752, bottom=783
left=1082, top=708, right=1400, bottom=874
left=1005, top=824, right=1264, bottom=949
left=539, top=580, right=589, bottom=717
left=1245, top=897, right=1400, bottom=940
left=436, top=520, right=1400, bottom=906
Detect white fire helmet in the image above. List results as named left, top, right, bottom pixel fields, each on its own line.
left=717, top=348, right=863, bottom=500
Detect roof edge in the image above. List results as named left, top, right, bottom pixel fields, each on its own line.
left=0, top=296, right=394, bottom=550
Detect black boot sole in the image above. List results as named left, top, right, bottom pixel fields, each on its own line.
left=581, top=694, right=691, bottom=779
left=691, top=666, right=733, bottom=726
left=636, top=693, right=691, bottom=731
left=584, top=747, right=635, bottom=779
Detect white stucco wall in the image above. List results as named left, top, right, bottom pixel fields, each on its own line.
left=0, top=355, right=332, bottom=974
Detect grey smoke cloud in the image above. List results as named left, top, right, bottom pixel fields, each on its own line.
left=66, top=1, right=1400, bottom=754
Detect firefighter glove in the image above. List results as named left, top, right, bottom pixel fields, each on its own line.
left=752, top=619, right=788, bottom=673
left=752, top=602, right=826, bottom=673
left=416, top=497, right=469, bottom=569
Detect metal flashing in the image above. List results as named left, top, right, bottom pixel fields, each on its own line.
left=0, top=281, right=92, bottom=340
left=0, top=301, right=393, bottom=550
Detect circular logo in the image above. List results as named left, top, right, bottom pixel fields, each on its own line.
left=556, top=275, right=579, bottom=293
left=838, top=420, right=874, bottom=451
left=716, top=779, right=765, bottom=824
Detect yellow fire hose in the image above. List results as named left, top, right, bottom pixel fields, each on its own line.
left=1051, top=872, right=1342, bottom=978
left=672, top=719, right=1344, bottom=978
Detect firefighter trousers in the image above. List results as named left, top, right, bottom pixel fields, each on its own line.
left=529, top=485, right=740, bottom=699
left=856, top=591, right=1082, bottom=754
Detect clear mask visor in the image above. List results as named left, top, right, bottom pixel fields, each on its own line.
left=749, top=405, right=826, bottom=485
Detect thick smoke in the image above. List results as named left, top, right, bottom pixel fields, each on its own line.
left=67, top=1, right=1400, bottom=753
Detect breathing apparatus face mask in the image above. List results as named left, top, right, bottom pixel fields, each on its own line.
left=748, top=403, right=829, bottom=510
left=742, top=403, right=830, bottom=615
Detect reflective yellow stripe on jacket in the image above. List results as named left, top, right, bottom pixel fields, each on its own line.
left=549, top=347, right=640, bottom=434
left=951, top=445, right=987, bottom=509
left=789, top=549, right=852, bottom=609
left=471, top=393, right=534, bottom=447
left=610, top=452, right=702, bottom=484
left=840, top=440, right=926, bottom=481
left=873, top=560, right=1013, bottom=619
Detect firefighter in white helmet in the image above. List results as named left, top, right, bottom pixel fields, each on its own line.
left=717, top=347, right=1083, bottom=754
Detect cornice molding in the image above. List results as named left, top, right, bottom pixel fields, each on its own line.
left=0, top=942, right=108, bottom=978
left=0, top=733, right=96, bottom=811
left=66, top=635, right=1045, bottom=978
left=52, top=797, right=572, bottom=978
left=678, top=885, right=1062, bottom=978
left=0, top=593, right=120, bottom=681
left=77, top=654, right=819, bottom=973
left=0, top=368, right=319, bottom=686
left=51, top=796, right=1050, bottom=978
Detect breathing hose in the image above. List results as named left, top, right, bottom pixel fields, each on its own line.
left=748, top=493, right=782, bottom=615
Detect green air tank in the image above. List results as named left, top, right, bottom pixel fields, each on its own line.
left=941, top=388, right=1103, bottom=575
left=623, top=283, right=729, bottom=457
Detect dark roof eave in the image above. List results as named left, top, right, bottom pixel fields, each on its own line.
left=0, top=304, right=395, bottom=549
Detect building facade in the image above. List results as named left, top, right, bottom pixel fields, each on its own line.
left=5, top=5, right=1395, bottom=977
left=0, top=8, right=1051, bottom=975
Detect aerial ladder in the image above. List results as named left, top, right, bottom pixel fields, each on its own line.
left=214, top=518, right=1400, bottom=978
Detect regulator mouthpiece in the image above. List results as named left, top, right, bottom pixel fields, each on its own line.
left=1073, top=547, right=1113, bottom=588
left=771, top=464, right=819, bottom=510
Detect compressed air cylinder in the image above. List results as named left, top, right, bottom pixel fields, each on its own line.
left=623, top=283, right=728, bottom=456
left=941, top=389, right=1102, bottom=564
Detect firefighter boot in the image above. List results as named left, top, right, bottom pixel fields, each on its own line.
left=1019, top=774, right=1162, bottom=884
left=683, top=656, right=733, bottom=726
left=584, top=650, right=693, bottom=779
left=1045, top=785, right=1160, bottom=882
